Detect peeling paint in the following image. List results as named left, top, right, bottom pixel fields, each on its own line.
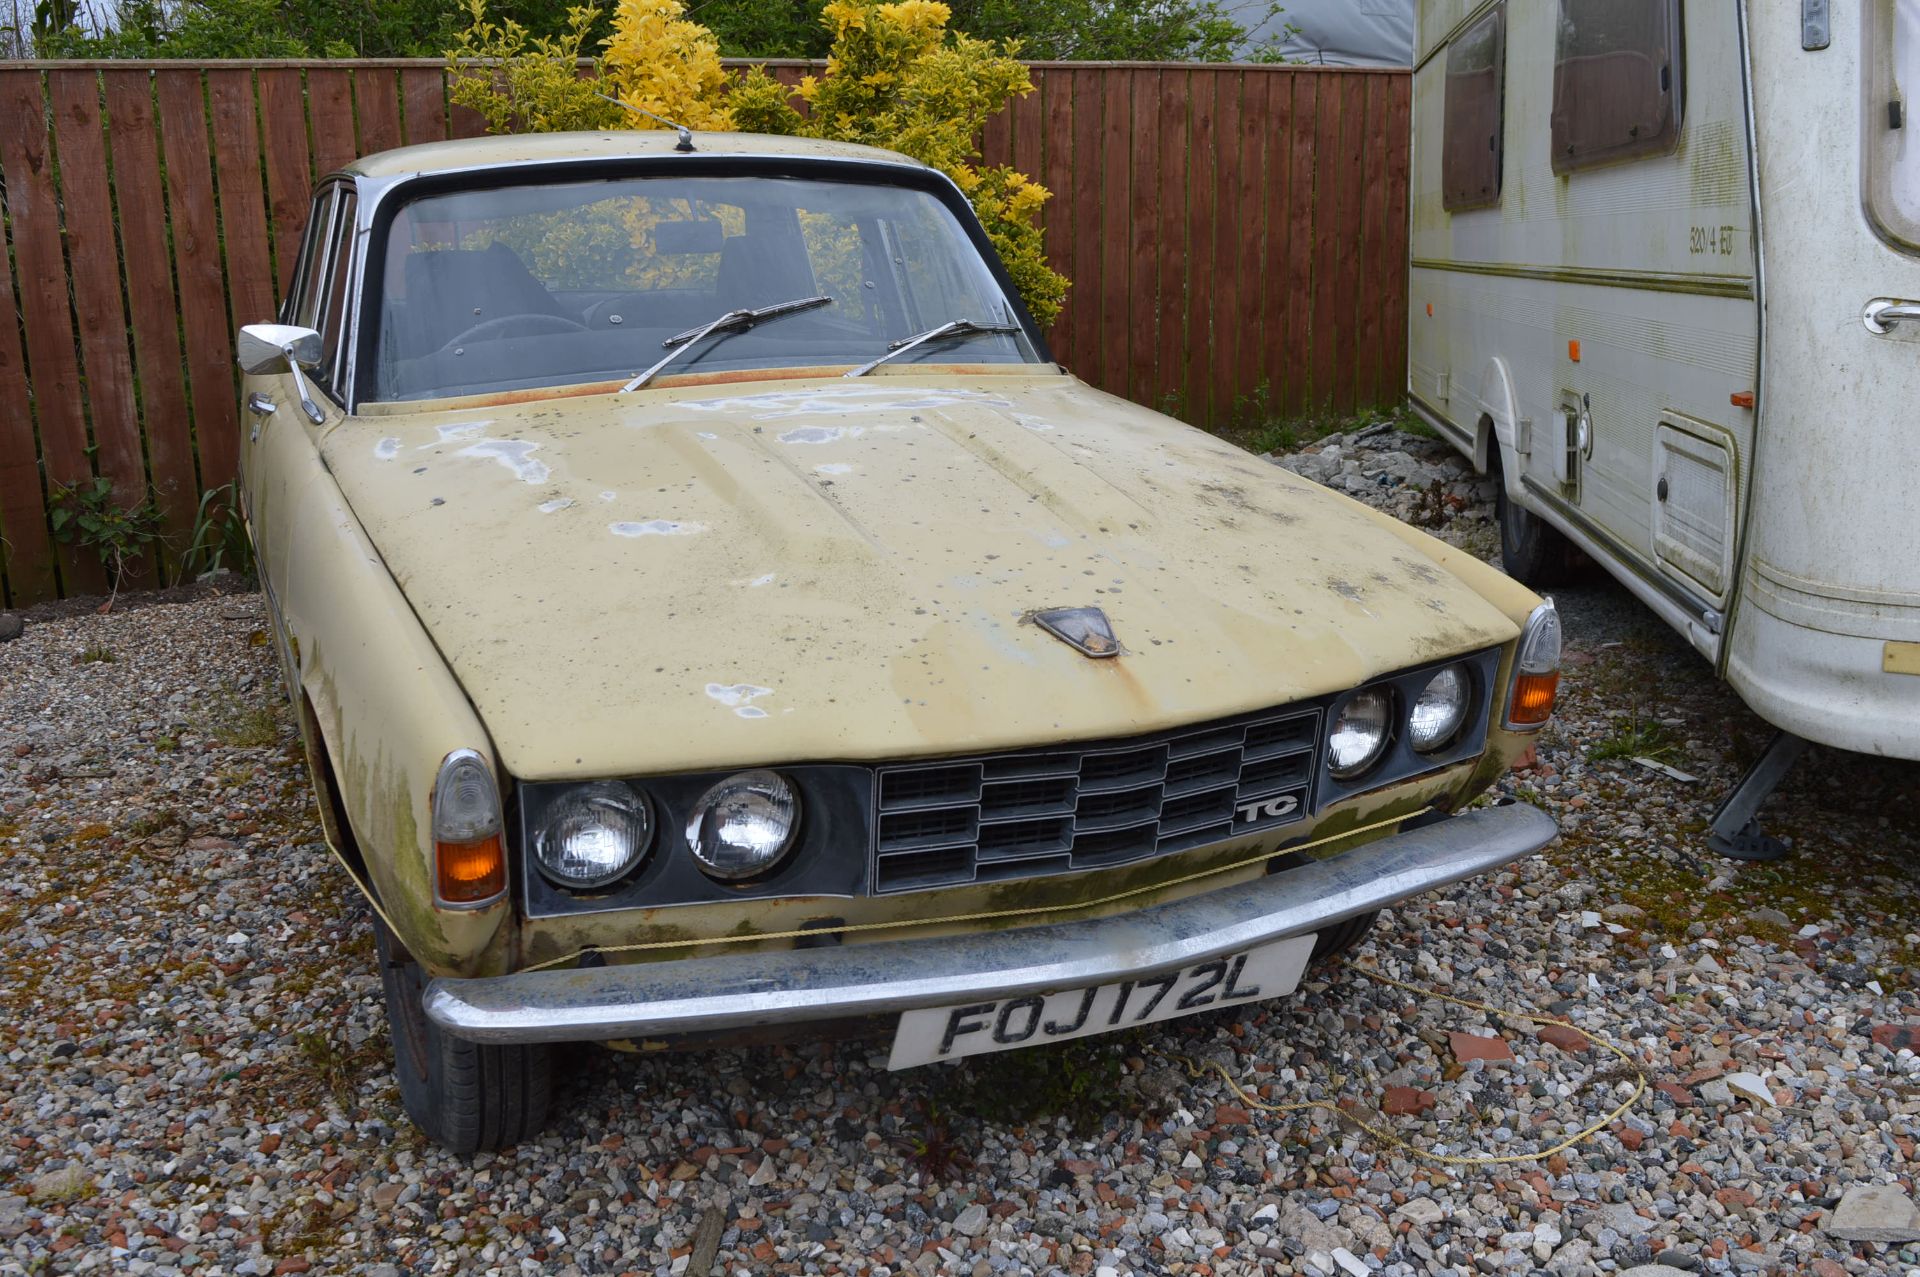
left=779, top=425, right=865, bottom=446
left=814, top=462, right=854, bottom=475
left=610, top=520, right=702, bottom=537
left=458, top=439, right=550, bottom=484
left=429, top=420, right=491, bottom=446
left=374, top=437, right=401, bottom=460
left=706, top=682, right=774, bottom=718
left=538, top=498, right=575, bottom=513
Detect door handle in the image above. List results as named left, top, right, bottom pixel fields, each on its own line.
left=1863, top=298, right=1920, bottom=333
left=247, top=393, right=274, bottom=442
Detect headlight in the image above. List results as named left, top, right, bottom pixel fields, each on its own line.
left=1328, top=687, right=1394, bottom=779
left=533, top=781, right=653, bottom=889
left=686, top=770, right=800, bottom=881
left=1409, top=664, right=1471, bottom=752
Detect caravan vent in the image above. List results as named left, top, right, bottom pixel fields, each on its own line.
left=1652, top=423, right=1734, bottom=598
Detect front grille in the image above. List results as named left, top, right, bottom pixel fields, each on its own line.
left=872, top=704, right=1321, bottom=893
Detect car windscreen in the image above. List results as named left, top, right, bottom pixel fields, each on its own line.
left=368, top=172, right=1042, bottom=402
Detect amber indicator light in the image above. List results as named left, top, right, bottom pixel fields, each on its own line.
left=1567, top=340, right=1581, bottom=362
left=1509, top=672, right=1560, bottom=726
left=1731, top=391, right=1755, bottom=408
left=437, top=832, right=506, bottom=904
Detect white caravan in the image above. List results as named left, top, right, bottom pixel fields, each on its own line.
left=1407, top=0, right=1920, bottom=857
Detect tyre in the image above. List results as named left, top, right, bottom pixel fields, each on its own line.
left=1310, top=910, right=1379, bottom=965
left=1494, top=455, right=1573, bottom=587
left=375, top=917, right=552, bottom=1153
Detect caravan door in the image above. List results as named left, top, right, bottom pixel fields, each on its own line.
left=1732, top=0, right=1920, bottom=756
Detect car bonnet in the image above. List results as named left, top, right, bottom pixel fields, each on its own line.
left=322, top=373, right=1520, bottom=780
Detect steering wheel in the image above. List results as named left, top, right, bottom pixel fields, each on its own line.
left=440, top=312, right=589, bottom=351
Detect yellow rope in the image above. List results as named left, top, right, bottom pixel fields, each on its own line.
left=520, top=809, right=1415, bottom=972
left=1171, top=962, right=1647, bottom=1167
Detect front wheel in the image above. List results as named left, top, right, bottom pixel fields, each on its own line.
left=1494, top=459, right=1574, bottom=587
left=375, top=918, right=552, bottom=1153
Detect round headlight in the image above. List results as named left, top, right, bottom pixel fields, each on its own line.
left=1409, top=664, right=1472, bottom=753
left=534, top=782, right=652, bottom=889
left=1328, top=686, right=1393, bottom=779
left=686, top=770, right=800, bottom=881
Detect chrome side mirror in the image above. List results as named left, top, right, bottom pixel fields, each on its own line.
left=236, top=323, right=326, bottom=423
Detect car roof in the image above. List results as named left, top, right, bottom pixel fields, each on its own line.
left=344, top=130, right=932, bottom=180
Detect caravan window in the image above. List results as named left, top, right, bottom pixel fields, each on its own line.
left=1866, top=0, right=1920, bottom=254
left=1442, top=4, right=1506, bottom=211
left=1549, top=0, right=1684, bottom=173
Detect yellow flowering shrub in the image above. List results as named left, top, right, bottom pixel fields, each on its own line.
left=446, top=0, right=1068, bottom=325
left=732, top=0, right=1067, bottom=324
left=600, top=0, right=735, bottom=130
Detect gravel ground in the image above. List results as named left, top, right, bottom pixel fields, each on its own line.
left=2, top=427, right=1918, bottom=1277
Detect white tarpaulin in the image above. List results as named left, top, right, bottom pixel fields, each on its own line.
left=1228, top=0, right=1414, bottom=67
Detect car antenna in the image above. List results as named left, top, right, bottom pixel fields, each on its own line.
left=595, top=93, right=695, bottom=152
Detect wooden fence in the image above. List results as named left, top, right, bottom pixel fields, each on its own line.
left=0, top=59, right=1409, bottom=606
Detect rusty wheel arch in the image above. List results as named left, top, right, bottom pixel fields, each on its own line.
left=294, top=689, right=377, bottom=901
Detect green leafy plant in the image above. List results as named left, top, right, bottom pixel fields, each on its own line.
left=76, top=644, right=116, bottom=664
left=47, top=475, right=162, bottom=605
left=174, top=483, right=257, bottom=585
left=730, top=0, right=1068, bottom=324
left=1588, top=709, right=1678, bottom=763
left=195, top=689, right=281, bottom=748
left=448, top=0, right=627, bottom=133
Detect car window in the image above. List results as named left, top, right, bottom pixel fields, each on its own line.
left=316, top=188, right=358, bottom=391
left=1442, top=4, right=1505, bottom=211
left=1866, top=0, right=1920, bottom=254
left=291, top=190, right=337, bottom=332
left=1549, top=0, right=1684, bottom=174
left=281, top=190, right=329, bottom=324
left=368, top=173, right=1040, bottom=402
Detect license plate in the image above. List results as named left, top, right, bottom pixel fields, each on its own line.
left=885, top=934, right=1316, bottom=1069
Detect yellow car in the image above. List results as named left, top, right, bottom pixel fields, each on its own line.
left=235, top=130, right=1561, bottom=1152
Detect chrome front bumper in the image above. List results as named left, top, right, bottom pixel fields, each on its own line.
left=424, top=803, right=1558, bottom=1045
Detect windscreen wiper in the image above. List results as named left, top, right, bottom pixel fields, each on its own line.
left=621, top=294, right=833, bottom=392
left=843, top=318, right=1021, bottom=378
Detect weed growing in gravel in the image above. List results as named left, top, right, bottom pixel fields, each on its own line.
left=174, top=483, right=256, bottom=585
left=892, top=1099, right=974, bottom=1183
left=195, top=689, right=280, bottom=748
left=127, top=810, right=184, bottom=839
left=153, top=734, right=179, bottom=752
left=260, top=1198, right=346, bottom=1260
left=75, top=644, right=115, bottom=664
left=293, top=1028, right=384, bottom=1111
left=1587, top=709, right=1678, bottom=763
